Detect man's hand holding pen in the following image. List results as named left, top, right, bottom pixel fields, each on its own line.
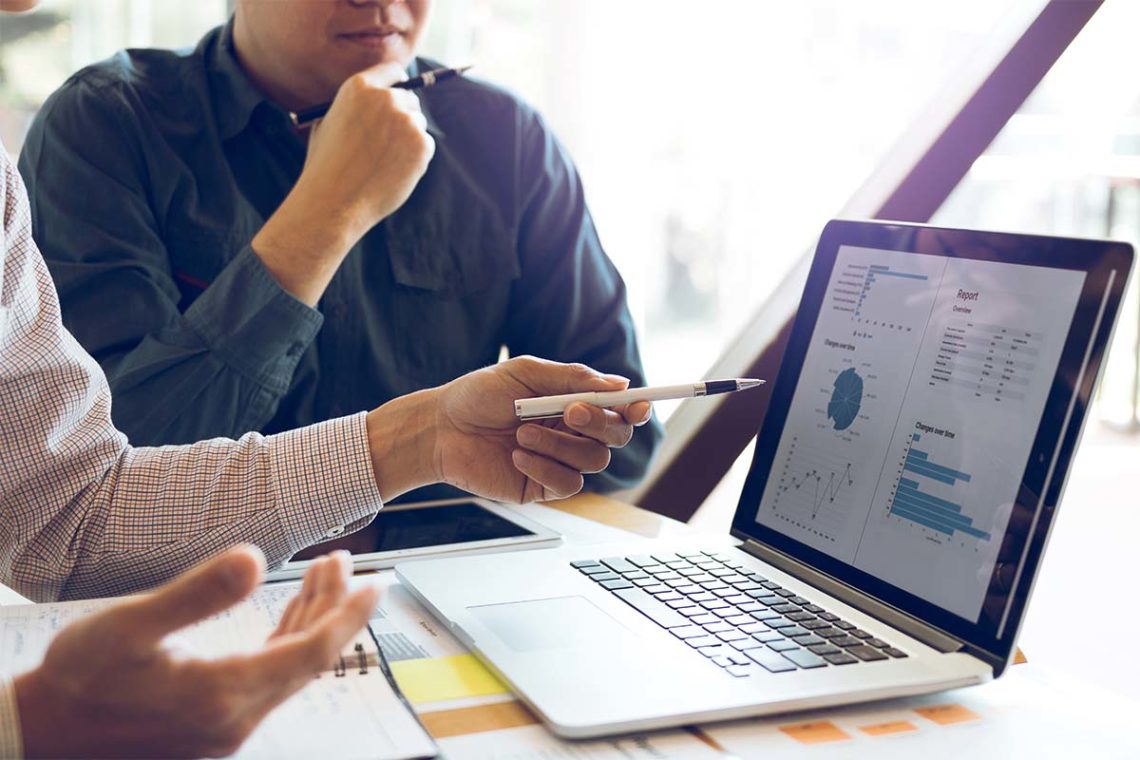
left=250, top=61, right=435, bottom=306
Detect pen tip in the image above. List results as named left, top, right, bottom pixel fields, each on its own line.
left=738, top=378, right=764, bottom=390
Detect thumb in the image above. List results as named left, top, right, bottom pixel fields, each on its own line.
left=512, top=357, right=630, bottom=396
left=121, top=544, right=266, bottom=644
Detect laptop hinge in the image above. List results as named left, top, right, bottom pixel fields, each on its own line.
left=741, top=539, right=963, bottom=654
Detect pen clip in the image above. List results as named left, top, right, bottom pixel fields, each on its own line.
left=517, top=413, right=565, bottom=422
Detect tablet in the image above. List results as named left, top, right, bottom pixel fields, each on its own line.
left=267, top=498, right=561, bottom=580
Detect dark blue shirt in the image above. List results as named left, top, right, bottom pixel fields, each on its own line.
left=19, top=23, right=661, bottom=497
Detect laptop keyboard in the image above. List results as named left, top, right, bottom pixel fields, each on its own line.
left=573, top=550, right=907, bottom=677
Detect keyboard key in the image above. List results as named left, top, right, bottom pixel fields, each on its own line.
left=700, top=582, right=730, bottom=592
left=767, top=639, right=799, bottom=652
left=655, top=592, right=683, bottom=603
left=676, top=567, right=703, bottom=577
left=789, top=596, right=811, bottom=606
left=831, top=636, right=863, bottom=648
left=580, top=566, right=612, bottom=576
left=782, top=649, right=827, bottom=669
left=764, top=618, right=797, bottom=630
left=803, top=604, right=825, bottom=614
left=675, top=585, right=702, bottom=595
left=703, top=622, right=733, bottom=634
left=786, top=611, right=815, bottom=622
left=642, top=584, right=670, bottom=594
left=818, top=612, right=840, bottom=622
left=835, top=621, right=857, bottom=631
left=688, top=574, right=715, bottom=584
left=601, top=557, right=638, bottom=574
left=773, top=588, right=797, bottom=598
left=718, top=574, right=747, bottom=585
left=600, top=579, right=634, bottom=591
left=779, top=625, right=810, bottom=638
left=626, top=555, right=659, bottom=567
left=686, top=636, right=721, bottom=649
left=723, top=595, right=751, bottom=605
left=712, top=607, right=743, bottom=619
left=725, top=615, right=754, bottom=626
left=675, top=551, right=705, bottom=558
left=691, top=614, right=720, bottom=626
left=727, top=652, right=754, bottom=666
left=697, top=645, right=733, bottom=658
left=868, top=638, right=890, bottom=649
left=591, top=572, right=620, bottom=582
left=746, top=648, right=797, bottom=673
left=824, top=652, right=859, bottom=665
left=737, top=602, right=764, bottom=613
left=730, top=639, right=765, bottom=651
left=793, top=634, right=825, bottom=647
left=883, top=648, right=909, bottom=659
left=745, top=573, right=768, bottom=583
left=711, top=656, right=734, bottom=668
left=612, top=587, right=689, bottom=628
left=700, top=600, right=730, bottom=611
left=717, top=631, right=748, bottom=642
left=623, top=571, right=650, bottom=581
left=571, top=560, right=601, bottom=569
left=671, top=626, right=707, bottom=639
left=639, top=564, right=666, bottom=575
left=732, top=581, right=764, bottom=592
left=656, top=571, right=683, bottom=582
left=711, top=587, right=740, bottom=598
left=801, top=620, right=831, bottom=630
left=751, top=630, right=784, bottom=643
left=666, top=598, right=694, bottom=609
left=632, top=577, right=659, bottom=587
left=847, top=645, right=889, bottom=662
left=750, top=609, right=782, bottom=621
left=688, top=592, right=717, bottom=603
left=677, top=607, right=706, bottom=617
left=739, top=622, right=768, bottom=634
left=851, top=629, right=873, bottom=639
left=807, top=644, right=841, bottom=655
left=664, top=578, right=691, bottom=588
left=814, top=627, right=844, bottom=639
left=771, top=603, right=800, bottom=614
left=759, top=581, right=783, bottom=590
left=726, top=665, right=755, bottom=678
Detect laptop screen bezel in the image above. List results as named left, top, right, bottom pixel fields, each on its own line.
left=731, top=219, right=1132, bottom=667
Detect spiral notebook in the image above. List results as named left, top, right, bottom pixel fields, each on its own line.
left=0, top=579, right=438, bottom=760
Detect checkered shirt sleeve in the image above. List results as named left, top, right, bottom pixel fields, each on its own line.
left=0, top=149, right=382, bottom=606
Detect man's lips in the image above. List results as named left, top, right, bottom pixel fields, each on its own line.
left=337, top=28, right=404, bottom=47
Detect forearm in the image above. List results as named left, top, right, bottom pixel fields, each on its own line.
left=250, top=182, right=366, bottom=307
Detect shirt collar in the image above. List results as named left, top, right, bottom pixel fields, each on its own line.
left=207, top=23, right=447, bottom=142
left=205, top=20, right=269, bottom=141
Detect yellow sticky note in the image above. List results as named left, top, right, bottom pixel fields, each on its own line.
left=389, top=654, right=510, bottom=705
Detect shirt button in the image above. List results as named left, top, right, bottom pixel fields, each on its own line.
left=325, top=526, right=346, bottom=538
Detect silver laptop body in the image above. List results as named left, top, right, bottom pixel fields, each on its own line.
left=398, top=220, right=1133, bottom=738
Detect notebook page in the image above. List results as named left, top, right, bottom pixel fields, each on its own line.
left=234, top=673, right=436, bottom=760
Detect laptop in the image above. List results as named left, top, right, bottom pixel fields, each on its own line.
left=397, top=220, right=1133, bottom=738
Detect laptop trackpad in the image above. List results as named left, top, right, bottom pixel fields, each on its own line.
left=468, top=596, right=627, bottom=652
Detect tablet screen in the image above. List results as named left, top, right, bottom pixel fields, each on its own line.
left=360, top=501, right=534, bottom=552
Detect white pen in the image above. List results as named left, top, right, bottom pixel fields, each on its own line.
left=514, top=378, right=765, bottom=421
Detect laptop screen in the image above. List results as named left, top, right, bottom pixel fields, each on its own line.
left=733, top=221, right=1131, bottom=662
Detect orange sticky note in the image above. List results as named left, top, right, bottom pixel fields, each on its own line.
left=859, top=720, right=918, bottom=736
left=779, top=721, right=851, bottom=744
left=914, top=703, right=981, bottom=725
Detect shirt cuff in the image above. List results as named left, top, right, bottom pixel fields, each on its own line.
left=0, top=679, right=23, bottom=760
left=183, top=244, right=323, bottom=393
left=268, top=412, right=383, bottom=552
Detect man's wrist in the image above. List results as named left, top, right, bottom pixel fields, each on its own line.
left=365, top=387, right=442, bottom=501
left=250, top=185, right=365, bottom=306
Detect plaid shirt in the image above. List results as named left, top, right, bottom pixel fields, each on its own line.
left=0, top=148, right=382, bottom=756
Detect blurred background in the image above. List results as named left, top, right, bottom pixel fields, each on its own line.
left=2, top=0, right=1137, bottom=697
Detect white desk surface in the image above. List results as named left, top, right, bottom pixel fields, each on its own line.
left=3, top=496, right=1136, bottom=758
